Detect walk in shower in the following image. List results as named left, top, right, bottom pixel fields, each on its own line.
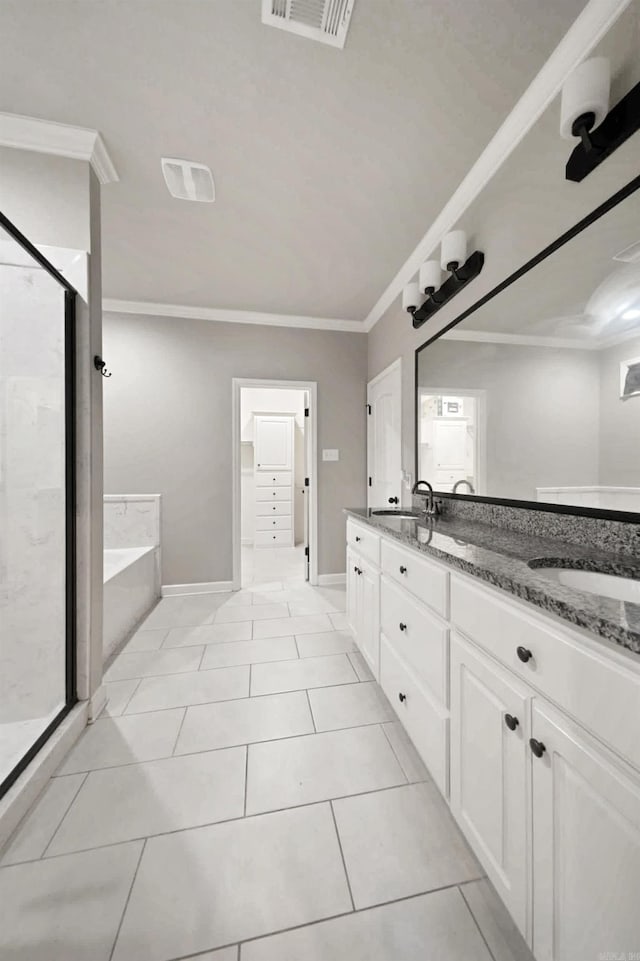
left=0, top=212, right=76, bottom=800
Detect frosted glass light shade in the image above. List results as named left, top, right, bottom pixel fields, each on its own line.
left=441, top=230, right=467, bottom=271
left=419, top=260, right=442, bottom=293
left=402, top=282, right=420, bottom=312
left=560, top=57, right=610, bottom=140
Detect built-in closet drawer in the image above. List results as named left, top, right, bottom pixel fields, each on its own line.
left=346, top=519, right=380, bottom=566
left=381, top=539, right=449, bottom=618
left=256, top=471, right=292, bottom=487
left=380, top=634, right=449, bottom=797
left=256, top=487, right=291, bottom=502
left=255, top=530, right=292, bottom=547
left=381, top=577, right=448, bottom=704
left=255, top=515, right=291, bottom=531
left=256, top=501, right=291, bottom=516
left=451, top=574, right=640, bottom=771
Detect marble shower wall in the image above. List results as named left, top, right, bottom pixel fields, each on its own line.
left=103, top=495, right=161, bottom=550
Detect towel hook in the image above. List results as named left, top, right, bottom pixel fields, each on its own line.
left=94, top=356, right=112, bottom=378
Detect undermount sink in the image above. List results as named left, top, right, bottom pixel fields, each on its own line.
left=531, top=566, right=640, bottom=604
left=372, top=509, right=419, bottom=520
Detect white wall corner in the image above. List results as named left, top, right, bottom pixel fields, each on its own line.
left=317, top=573, right=346, bottom=586
left=88, top=684, right=107, bottom=723
left=0, top=112, right=119, bottom=184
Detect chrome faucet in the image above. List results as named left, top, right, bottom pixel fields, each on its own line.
left=452, top=479, right=475, bottom=494
left=411, top=479, right=440, bottom=517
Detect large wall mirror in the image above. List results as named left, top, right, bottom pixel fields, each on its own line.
left=415, top=174, right=640, bottom=517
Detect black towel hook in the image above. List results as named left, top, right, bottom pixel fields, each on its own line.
left=94, top=356, right=112, bottom=378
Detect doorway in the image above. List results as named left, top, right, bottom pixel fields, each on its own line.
left=232, top=379, right=318, bottom=590
left=367, top=359, right=402, bottom=508
left=417, top=388, right=486, bottom=494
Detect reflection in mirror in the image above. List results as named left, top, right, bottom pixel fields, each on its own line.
left=416, top=178, right=640, bottom=513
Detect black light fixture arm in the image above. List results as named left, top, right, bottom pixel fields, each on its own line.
left=566, top=80, right=640, bottom=182
left=411, top=250, right=484, bottom=330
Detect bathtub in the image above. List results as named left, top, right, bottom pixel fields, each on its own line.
left=103, top=546, right=160, bottom=661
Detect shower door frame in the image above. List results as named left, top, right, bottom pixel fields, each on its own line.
left=0, top=211, right=78, bottom=800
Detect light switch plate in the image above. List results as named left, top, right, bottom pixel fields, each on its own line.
left=322, top=449, right=339, bottom=461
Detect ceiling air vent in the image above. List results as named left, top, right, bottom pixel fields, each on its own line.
left=613, top=239, right=640, bottom=264
left=161, top=158, right=215, bottom=203
left=262, top=0, right=355, bottom=49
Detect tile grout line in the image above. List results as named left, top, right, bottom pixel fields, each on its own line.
left=26, top=771, right=89, bottom=862
left=119, top=677, right=143, bottom=715
left=108, top=837, right=147, bottom=961
left=40, top=771, right=91, bottom=859
left=380, top=722, right=410, bottom=785
left=170, top=707, right=188, bottom=755
left=305, top=689, right=317, bottom=732
left=243, top=744, right=249, bottom=817
left=329, top=799, right=356, bottom=912
left=459, top=883, right=500, bottom=961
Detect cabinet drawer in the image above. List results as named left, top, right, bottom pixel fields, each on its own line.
left=256, top=487, right=291, bottom=502
left=451, top=574, right=640, bottom=772
left=380, top=634, right=449, bottom=797
left=255, top=530, right=293, bottom=547
left=381, top=577, right=448, bottom=705
left=381, top=539, right=449, bottom=618
left=256, top=501, right=291, bottom=516
left=256, top=471, right=292, bottom=487
left=346, top=519, right=380, bottom=566
left=255, top=515, right=291, bottom=531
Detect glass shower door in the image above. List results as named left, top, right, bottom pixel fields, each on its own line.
left=0, top=214, right=76, bottom=799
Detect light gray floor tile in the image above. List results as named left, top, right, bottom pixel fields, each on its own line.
left=347, top=651, right=374, bottom=681
left=221, top=591, right=253, bottom=606
left=214, top=602, right=289, bottom=624
left=0, top=774, right=86, bottom=865
left=104, top=646, right=204, bottom=682
left=124, top=628, right=169, bottom=652
left=125, top=666, right=249, bottom=714
left=333, top=782, right=482, bottom=908
left=0, top=841, right=143, bottom=961
left=177, top=950, right=238, bottom=961
left=287, top=599, right=340, bottom=616
left=246, top=725, right=406, bottom=814
left=250, top=654, right=357, bottom=696
left=103, top=678, right=140, bottom=717
left=175, top=692, right=314, bottom=754
left=381, top=721, right=430, bottom=783
left=296, top=630, right=357, bottom=658
left=242, top=886, right=493, bottom=961
left=315, top=586, right=346, bottom=611
left=162, top=622, right=252, bottom=648
left=328, top=612, right=349, bottom=631
left=253, top=614, right=333, bottom=639
left=57, top=709, right=184, bottom=775
left=200, top=636, right=297, bottom=670
left=309, top=682, right=395, bottom=732
left=112, top=804, right=351, bottom=961
left=47, top=748, right=246, bottom=855
left=248, top=581, right=283, bottom=593
left=139, top=594, right=228, bottom=629
left=462, top=878, right=535, bottom=961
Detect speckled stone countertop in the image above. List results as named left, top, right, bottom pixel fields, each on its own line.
left=345, top=508, right=640, bottom=656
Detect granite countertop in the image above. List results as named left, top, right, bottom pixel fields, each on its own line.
left=345, top=508, right=640, bottom=656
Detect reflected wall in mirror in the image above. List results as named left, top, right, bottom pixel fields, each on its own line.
left=416, top=176, right=640, bottom=515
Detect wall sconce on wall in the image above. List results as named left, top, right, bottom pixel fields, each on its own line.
left=403, top=229, right=484, bottom=329
left=562, top=57, right=640, bottom=182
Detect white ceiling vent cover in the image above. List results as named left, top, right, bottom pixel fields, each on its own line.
left=262, top=0, right=355, bottom=49
left=161, top=158, right=215, bottom=203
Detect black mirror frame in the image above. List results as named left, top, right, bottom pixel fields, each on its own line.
left=414, top=172, right=640, bottom=525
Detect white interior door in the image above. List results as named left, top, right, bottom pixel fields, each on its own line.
left=367, top=360, right=402, bottom=508
left=303, top=393, right=310, bottom=581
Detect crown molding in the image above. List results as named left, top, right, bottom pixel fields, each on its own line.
left=102, top=298, right=365, bottom=333
left=363, top=0, right=633, bottom=332
left=0, top=112, right=119, bottom=184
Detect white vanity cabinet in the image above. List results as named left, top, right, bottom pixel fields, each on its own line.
left=346, top=521, right=381, bottom=678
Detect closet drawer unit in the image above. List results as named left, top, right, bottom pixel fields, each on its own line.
left=381, top=539, right=449, bottom=618
left=381, top=577, right=449, bottom=705
left=451, top=573, right=640, bottom=771
left=255, top=515, right=291, bottom=531
left=346, top=519, right=380, bottom=566
left=256, top=471, right=292, bottom=487
left=256, top=486, right=291, bottom=502
left=380, top=634, right=449, bottom=797
left=256, top=501, right=291, bottom=516
left=255, top=530, right=292, bottom=547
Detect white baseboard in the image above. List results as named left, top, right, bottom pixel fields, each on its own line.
left=317, top=573, right=346, bottom=586
left=161, top=581, right=233, bottom=597
left=88, top=684, right=107, bottom=723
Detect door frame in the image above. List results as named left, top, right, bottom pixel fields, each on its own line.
left=232, top=378, right=318, bottom=589
left=417, top=386, right=487, bottom=495
left=367, top=357, right=402, bottom=509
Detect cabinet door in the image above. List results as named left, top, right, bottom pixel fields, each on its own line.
left=450, top=633, right=531, bottom=939
left=359, top=562, right=380, bottom=680
left=346, top=547, right=359, bottom=636
left=255, top=416, right=293, bottom=471
left=531, top=700, right=640, bottom=960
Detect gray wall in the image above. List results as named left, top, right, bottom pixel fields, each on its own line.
left=417, top=340, right=600, bottom=501
left=599, top=334, right=640, bottom=486
left=368, top=5, right=640, bottom=495
left=102, top=314, right=367, bottom=584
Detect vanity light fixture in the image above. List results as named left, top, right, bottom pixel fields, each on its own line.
left=404, top=229, right=484, bottom=329
left=562, top=57, right=640, bottom=182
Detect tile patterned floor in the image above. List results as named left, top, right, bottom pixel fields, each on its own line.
left=0, top=577, right=535, bottom=961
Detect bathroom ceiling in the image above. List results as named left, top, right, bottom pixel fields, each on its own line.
left=0, top=0, right=586, bottom=322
